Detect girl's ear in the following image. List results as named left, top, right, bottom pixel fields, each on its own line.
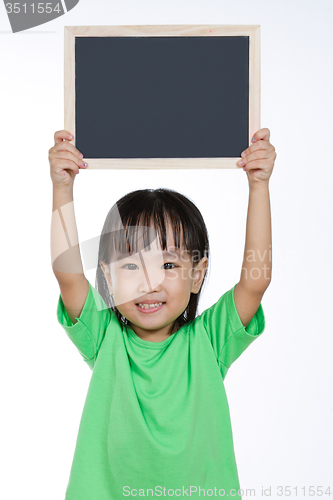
left=100, top=260, right=113, bottom=295
left=191, top=257, right=208, bottom=294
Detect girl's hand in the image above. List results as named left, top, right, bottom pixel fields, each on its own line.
left=237, top=128, right=276, bottom=187
left=49, top=130, right=88, bottom=190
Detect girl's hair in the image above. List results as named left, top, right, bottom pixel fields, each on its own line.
left=95, top=188, right=209, bottom=331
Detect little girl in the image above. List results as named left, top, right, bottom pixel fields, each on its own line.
left=50, top=129, right=276, bottom=499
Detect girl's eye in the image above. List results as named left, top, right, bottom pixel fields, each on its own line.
left=122, top=263, right=139, bottom=270
left=163, top=262, right=177, bottom=270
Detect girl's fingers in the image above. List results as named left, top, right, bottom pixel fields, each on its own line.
left=239, top=149, right=270, bottom=166
left=51, top=150, right=87, bottom=168
left=252, top=127, right=270, bottom=142
left=242, top=158, right=272, bottom=171
left=54, top=160, right=80, bottom=175
left=53, top=130, right=84, bottom=159
left=241, top=140, right=274, bottom=159
left=51, top=136, right=84, bottom=160
left=54, top=130, right=73, bottom=144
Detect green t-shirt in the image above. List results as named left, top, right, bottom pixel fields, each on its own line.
left=57, top=279, right=265, bottom=499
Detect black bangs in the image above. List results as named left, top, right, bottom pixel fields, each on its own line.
left=104, top=190, right=193, bottom=262
left=95, top=188, right=210, bottom=330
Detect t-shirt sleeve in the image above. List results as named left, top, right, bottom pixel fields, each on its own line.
left=199, top=283, right=265, bottom=379
left=56, top=279, right=113, bottom=369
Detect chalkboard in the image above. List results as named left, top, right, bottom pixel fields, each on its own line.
left=64, top=25, right=260, bottom=169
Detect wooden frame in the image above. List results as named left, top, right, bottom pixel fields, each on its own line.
left=64, top=25, right=260, bottom=169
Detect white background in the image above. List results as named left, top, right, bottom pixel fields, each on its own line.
left=1, top=0, right=332, bottom=498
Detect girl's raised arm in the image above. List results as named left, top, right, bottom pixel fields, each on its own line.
left=234, top=128, right=275, bottom=327
left=50, top=130, right=89, bottom=324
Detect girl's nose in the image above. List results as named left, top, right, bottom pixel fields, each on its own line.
left=138, top=267, right=165, bottom=294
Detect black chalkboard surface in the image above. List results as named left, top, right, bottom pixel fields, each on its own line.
left=65, top=26, right=260, bottom=168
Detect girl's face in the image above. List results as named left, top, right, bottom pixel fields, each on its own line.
left=100, top=224, right=208, bottom=341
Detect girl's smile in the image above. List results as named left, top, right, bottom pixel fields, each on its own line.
left=136, top=302, right=165, bottom=313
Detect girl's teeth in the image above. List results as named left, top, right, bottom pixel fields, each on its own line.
left=138, top=302, right=163, bottom=309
